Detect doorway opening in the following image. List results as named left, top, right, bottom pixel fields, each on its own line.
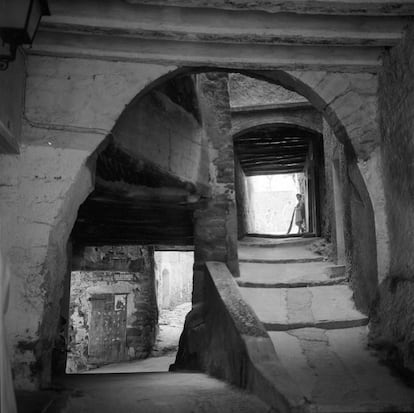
left=153, top=250, right=193, bottom=360
left=65, top=246, right=193, bottom=374
left=247, top=173, right=305, bottom=235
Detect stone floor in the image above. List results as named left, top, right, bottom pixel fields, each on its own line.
left=238, top=236, right=414, bottom=412
left=17, top=373, right=272, bottom=413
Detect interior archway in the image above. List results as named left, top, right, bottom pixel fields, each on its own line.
left=53, top=67, right=379, bottom=382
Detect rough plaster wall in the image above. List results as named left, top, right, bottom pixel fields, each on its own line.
left=370, top=24, right=414, bottom=372
left=0, top=56, right=177, bottom=390
left=113, top=90, right=209, bottom=187
left=347, top=159, right=378, bottom=313
left=24, top=56, right=177, bottom=139
left=323, top=121, right=377, bottom=314
left=0, top=145, right=94, bottom=389
left=67, top=246, right=156, bottom=372
left=228, top=73, right=305, bottom=108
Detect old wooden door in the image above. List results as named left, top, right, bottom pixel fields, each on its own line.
left=88, top=294, right=127, bottom=364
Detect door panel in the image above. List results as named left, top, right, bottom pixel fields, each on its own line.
left=88, top=294, right=127, bottom=364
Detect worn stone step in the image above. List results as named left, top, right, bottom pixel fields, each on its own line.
left=239, top=236, right=320, bottom=248
left=238, top=261, right=346, bottom=288
left=238, top=242, right=325, bottom=264
left=237, top=276, right=347, bottom=289
left=239, top=284, right=368, bottom=331
left=268, top=327, right=414, bottom=412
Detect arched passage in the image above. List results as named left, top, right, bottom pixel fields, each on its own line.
left=233, top=123, right=324, bottom=237
left=3, top=61, right=385, bottom=390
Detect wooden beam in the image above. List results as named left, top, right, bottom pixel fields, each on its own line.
left=245, top=167, right=304, bottom=175
left=245, top=162, right=304, bottom=171
left=236, top=144, right=309, bottom=153
left=236, top=136, right=308, bottom=142
left=245, top=168, right=304, bottom=175
left=236, top=146, right=308, bottom=155
left=240, top=155, right=306, bottom=164
left=241, top=157, right=305, bottom=166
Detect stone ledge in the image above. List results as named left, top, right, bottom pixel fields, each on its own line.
left=204, top=261, right=310, bottom=413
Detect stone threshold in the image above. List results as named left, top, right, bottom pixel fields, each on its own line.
left=264, top=318, right=369, bottom=332
left=239, top=257, right=325, bottom=264
left=237, top=276, right=347, bottom=289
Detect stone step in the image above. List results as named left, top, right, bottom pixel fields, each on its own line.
left=239, top=284, right=368, bottom=331
left=238, top=242, right=325, bottom=264
left=268, top=327, right=414, bottom=412
left=239, top=236, right=320, bottom=248
left=237, top=276, right=347, bottom=289
left=238, top=261, right=346, bottom=288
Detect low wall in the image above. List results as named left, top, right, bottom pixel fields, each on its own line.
left=173, top=261, right=308, bottom=413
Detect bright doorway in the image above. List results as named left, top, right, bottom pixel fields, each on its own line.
left=247, top=173, right=305, bottom=235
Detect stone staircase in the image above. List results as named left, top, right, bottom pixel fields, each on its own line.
left=237, top=237, right=414, bottom=412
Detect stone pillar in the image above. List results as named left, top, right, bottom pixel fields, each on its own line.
left=192, top=73, right=239, bottom=304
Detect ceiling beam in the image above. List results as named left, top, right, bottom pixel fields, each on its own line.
left=40, top=11, right=410, bottom=47
left=246, top=161, right=304, bottom=169
left=242, top=156, right=306, bottom=165
left=31, top=29, right=385, bottom=72
left=236, top=144, right=309, bottom=151
left=124, top=0, right=414, bottom=16
left=237, top=149, right=308, bottom=157
left=239, top=154, right=307, bottom=163
left=245, top=168, right=303, bottom=176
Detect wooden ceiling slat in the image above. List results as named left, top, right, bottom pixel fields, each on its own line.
left=246, top=161, right=304, bottom=168
left=239, top=153, right=307, bottom=161
left=245, top=169, right=303, bottom=176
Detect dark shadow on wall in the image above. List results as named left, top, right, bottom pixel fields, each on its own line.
left=323, top=122, right=377, bottom=315
left=345, top=150, right=378, bottom=314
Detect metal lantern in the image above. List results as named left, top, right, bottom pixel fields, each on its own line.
left=0, top=0, right=50, bottom=69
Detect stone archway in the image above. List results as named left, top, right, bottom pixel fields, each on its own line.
left=2, top=57, right=387, bottom=389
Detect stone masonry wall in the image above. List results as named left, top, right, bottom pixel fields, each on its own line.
left=229, top=73, right=305, bottom=108
left=192, top=72, right=239, bottom=306
left=370, top=23, right=414, bottom=372
left=67, top=246, right=157, bottom=372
